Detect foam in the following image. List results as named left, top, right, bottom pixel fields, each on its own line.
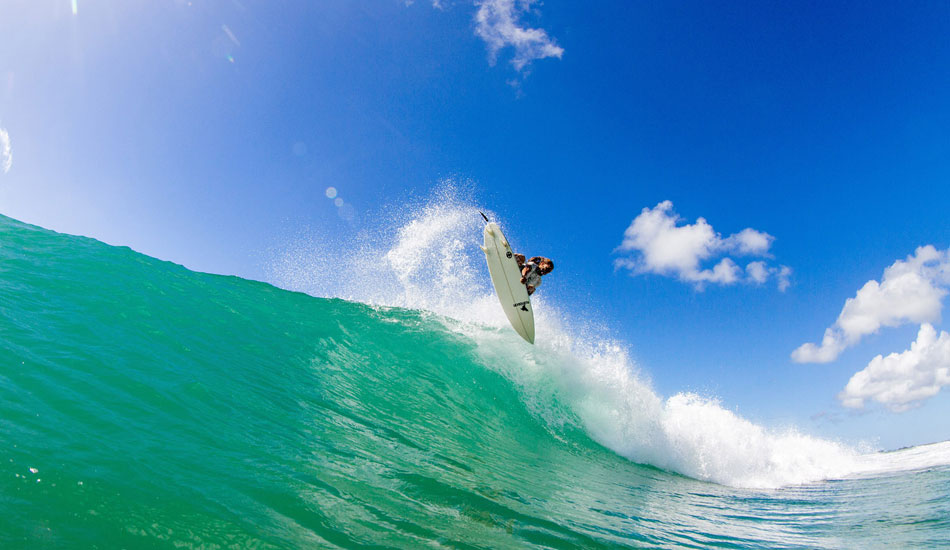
left=265, top=185, right=950, bottom=489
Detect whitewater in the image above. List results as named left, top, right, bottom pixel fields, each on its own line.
left=2, top=195, right=949, bottom=548
left=267, top=193, right=950, bottom=488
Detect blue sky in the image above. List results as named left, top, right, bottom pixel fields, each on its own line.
left=2, top=0, right=949, bottom=449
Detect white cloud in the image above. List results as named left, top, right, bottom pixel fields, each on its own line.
left=474, top=0, right=564, bottom=71
left=747, top=261, right=769, bottom=284
left=615, top=200, right=790, bottom=290
left=728, top=227, right=774, bottom=255
left=792, top=246, right=950, bottom=363
left=776, top=265, right=792, bottom=292
left=0, top=126, right=11, bottom=174
left=839, top=324, right=950, bottom=412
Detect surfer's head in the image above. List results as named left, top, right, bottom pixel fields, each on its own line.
left=539, top=258, right=554, bottom=275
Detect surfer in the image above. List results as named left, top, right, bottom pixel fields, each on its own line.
left=514, top=254, right=554, bottom=296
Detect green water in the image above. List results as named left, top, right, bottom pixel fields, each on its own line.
left=2, top=214, right=948, bottom=549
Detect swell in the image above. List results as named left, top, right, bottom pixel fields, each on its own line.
left=4, top=213, right=950, bottom=549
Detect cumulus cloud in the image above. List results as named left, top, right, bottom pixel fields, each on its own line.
left=474, top=0, right=564, bottom=71
left=0, top=126, right=11, bottom=174
left=746, top=261, right=769, bottom=284
left=614, top=200, right=790, bottom=290
left=727, top=228, right=774, bottom=255
left=839, top=324, right=950, bottom=411
left=792, top=246, right=950, bottom=364
left=776, top=265, right=792, bottom=292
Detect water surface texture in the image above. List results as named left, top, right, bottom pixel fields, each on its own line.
left=2, top=213, right=948, bottom=549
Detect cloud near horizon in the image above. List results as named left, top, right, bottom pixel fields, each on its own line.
left=474, top=0, right=564, bottom=71
left=839, top=323, right=950, bottom=412
left=614, top=200, right=791, bottom=290
left=0, top=126, right=11, bottom=174
left=792, top=246, right=950, bottom=364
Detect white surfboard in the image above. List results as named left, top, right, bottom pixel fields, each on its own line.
left=481, top=219, right=535, bottom=344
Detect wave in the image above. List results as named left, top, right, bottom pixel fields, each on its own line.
left=7, top=205, right=950, bottom=548
left=2, top=187, right=946, bottom=495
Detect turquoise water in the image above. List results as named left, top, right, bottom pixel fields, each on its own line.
left=2, top=212, right=949, bottom=549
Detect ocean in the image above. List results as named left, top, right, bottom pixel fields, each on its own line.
left=2, top=208, right=949, bottom=549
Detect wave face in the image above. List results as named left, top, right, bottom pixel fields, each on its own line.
left=2, top=210, right=949, bottom=549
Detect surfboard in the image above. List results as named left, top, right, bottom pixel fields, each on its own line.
left=480, top=218, right=535, bottom=344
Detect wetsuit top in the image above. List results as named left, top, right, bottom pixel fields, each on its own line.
left=523, top=262, right=542, bottom=288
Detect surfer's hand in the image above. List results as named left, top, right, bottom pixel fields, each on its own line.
left=520, top=276, right=526, bottom=284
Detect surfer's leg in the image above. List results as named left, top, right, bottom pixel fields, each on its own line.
left=526, top=285, right=535, bottom=296
left=514, top=253, right=525, bottom=268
